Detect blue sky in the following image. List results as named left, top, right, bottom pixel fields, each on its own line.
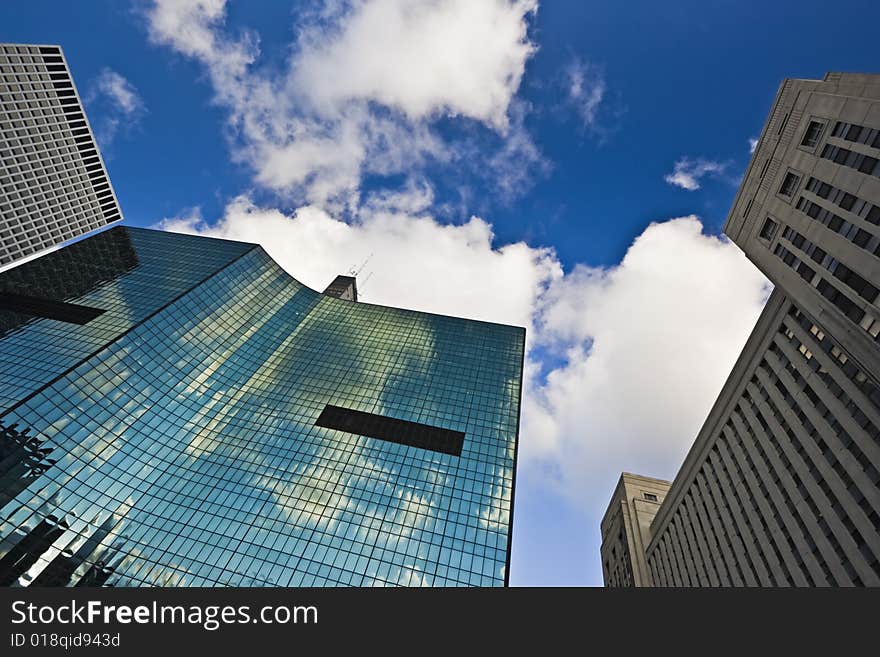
left=3, top=0, right=878, bottom=585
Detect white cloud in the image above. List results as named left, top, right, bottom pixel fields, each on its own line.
left=145, top=0, right=260, bottom=79
left=145, top=0, right=541, bottom=207
left=93, top=69, right=143, bottom=115
left=664, top=157, right=727, bottom=191
left=86, top=68, right=145, bottom=148
left=157, top=193, right=561, bottom=329
left=484, top=100, right=551, bottom=202
left=749, top=137, right=759, bottom=154
left=565, top=58, right=606, bottom=129
left=523, top=216, right=769, bottom=501
left=291, top=0, right=538, bottom=130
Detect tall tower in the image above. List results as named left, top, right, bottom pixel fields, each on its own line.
left=0, top=43, right=122, bottom=270
left=0, top=227, right=524, bottom=587
left=604, top=73, right=880, bottom=586
left=726, top=72, right=880, bottom=378
left=600, top=473, right=670, bottom=587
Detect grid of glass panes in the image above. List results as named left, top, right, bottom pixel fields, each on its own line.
left=0, top=227, right=255, bottom=408
left=0, top=227, right=523, bottom=587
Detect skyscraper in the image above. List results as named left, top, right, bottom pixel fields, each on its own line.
left=322, top=274, right=358, bottom=301
left=0, top=226, right=524, bottom=586
left=603, top=72, right=880, bottom=586
left=0, top=43, right=122, bottom=269
left=600, top=473, right=670, bottom=587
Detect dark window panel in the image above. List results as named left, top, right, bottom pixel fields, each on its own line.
left=316, top=404, right=465, bottom=456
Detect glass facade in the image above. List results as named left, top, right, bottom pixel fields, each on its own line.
left=0, top=227, right=524, bottom=587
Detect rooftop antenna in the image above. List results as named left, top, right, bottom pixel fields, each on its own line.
left=357, top=271, right=374, bottom=300
left=347, top=252, right=373, bottom=277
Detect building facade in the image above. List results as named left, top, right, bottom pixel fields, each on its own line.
left=725, top=72, right=880, bottom=374
left=600, top=473, right=670, bottom=587
left=0, top=43, right=122, bottom=269
left=0, top=226, right=524, bottom=586
left=322, top=274, right=358, bottom=301
left=604, top=72, right=880, bottom=586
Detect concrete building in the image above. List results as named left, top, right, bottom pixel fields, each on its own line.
left=726, top=72, right=880, bottom=373
left=600, top=473, right=670, bottom=586
left=603, top=72, right=880, bottom=586
left=0, top=43, right=121, bottom=270
left=322, top=274, right=358, bottom=301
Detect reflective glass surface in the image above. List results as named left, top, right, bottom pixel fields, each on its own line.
left=0, top=227, right=523, bottom=587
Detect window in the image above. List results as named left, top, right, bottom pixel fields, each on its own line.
left=777, top=112, right=789, bottom=135
left=801, top=120, right=824, bottom=149
left=0, top=292, right=105, bottom=325
left=821, top=144, right=880, bottom=177
left=779, top=171, right=801, bottom=197
left=759, top=217, right=779, bottom=241
left=315, top=404, right=465, bottom=456
left=643, top=493, right=658, bottom=502
left=832, top=120, right=880, bottom=149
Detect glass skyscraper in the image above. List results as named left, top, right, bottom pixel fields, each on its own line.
left=0, top=226, right=524, bottom=587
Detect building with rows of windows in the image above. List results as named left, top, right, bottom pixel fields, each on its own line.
left=0, top=226, right=524, bottom=587
left=602, top=72, right=880, bottom=586
left=0, top=43, right=122, bottom=269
